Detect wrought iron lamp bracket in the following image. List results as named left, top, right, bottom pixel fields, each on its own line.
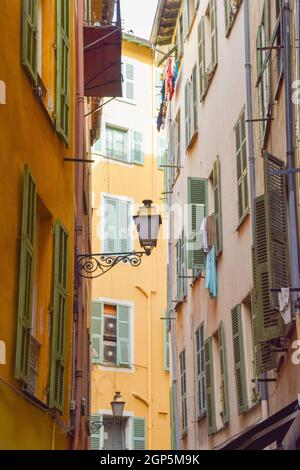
left=77, top=248, right=153, bottom=279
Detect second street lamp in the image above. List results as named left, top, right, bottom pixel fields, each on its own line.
left=77, top=200, right=162, bottom=278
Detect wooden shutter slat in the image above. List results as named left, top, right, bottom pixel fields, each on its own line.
left=187, top=178, right=208, bottom=269
left=15, top=166, right=37, bottom=383
left=213, top=157, right=223, bottom=254
left=231, top=305, right=248, bottom=415
left=132, top=417, right=146, bottom=450
left=132, top=131, right=144, bottom=165
left=49, top=220, right=68, bottom=412
left=117, top=305, right=130, bottom=367
left=91, top=302, right=103, bottom=364
left=219, top=321, right=230, bottom=424
left=205, top=337, right=216, bottom=435
left=22, top=0, right=38, bottom=83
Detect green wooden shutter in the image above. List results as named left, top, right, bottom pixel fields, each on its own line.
left=187, top=177, right=208, bottom=270
left=224, top=0, right=230, bottom=34
left=181, top=232, right=188, bottom=297
left=164, top=318, right=170, bottom=371
left=196, top=325, right=206, bottom=416
left=56, top=0, right=71, bottom=144
left=205, top=337, right=216, bottom=435
left=218, top=321, right=230, bottom=424
left=15, top=166, right=37, bottom=383
left=192, top=65, right=198, bottom=134
left=132, top=417, right=146, bottom=450
left=210, top=0, right=218, bottom=68
left=49, top=220, right=69, bottom=412
left=132, top=131, right=144, bottom=165
left=198, top=17, right=206, bottom=99
left=231, top=305, right=248, bottom=415
left=119, top=200, right=131, bottom=253
left=91, top=302, right=103, bottom=364
left=104, top=197, right=118, bottom=253
left=90, top=414, right=103, bottom=450
left=184, top=80, right=190, bottom=148
left=176, top=239, right=182, bottom=300
left=213, top=157, right=223, bottom=254
left=170, top=385, right=176, bottom=449
left=22, top=0, right=38, bottom=83
left=117, top=305, right=130, bottom=367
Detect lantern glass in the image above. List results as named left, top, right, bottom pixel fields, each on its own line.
left=134, top=200, right=162, bottom=252
left=111, top=392, right=125, bottom=419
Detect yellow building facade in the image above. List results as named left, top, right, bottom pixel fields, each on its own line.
left=0, top=0, right=75, bottom=449
left=90, top=37, right=170, bottom=450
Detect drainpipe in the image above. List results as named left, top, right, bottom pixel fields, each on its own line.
left=167, top=106, right=180, bottom=450
left=283, top=0, right=300, bottom=337
left=243, top=0, right=269, bottom=418
left=73, top=0, right=85, bottom=450
left=295, top=0, right=300, bottom=343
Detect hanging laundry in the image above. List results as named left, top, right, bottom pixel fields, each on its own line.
left=278, top=287, right=292, bottom=325
left=157, top=102, right=164, bottom=132
left=172, top=58, right=179, bottom=88
left=200, top=217, right=208, bottom=252
left=165, top=58, right=174, bottom=101
left=205, top=246, right=217, bottom=298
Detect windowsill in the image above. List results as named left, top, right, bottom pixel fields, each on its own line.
left=22, top=388, right=49, bottom=411
left=225, top=2, right=243, bottom=38
left=236, top=209, right=250, bottom=231
left=186, top=129, right=199, bottom=152
left=200, top=63, right=218, bottom=103
left=197, top=411, right=207, bottom=422
left=115, top=97, right=136, bottom=107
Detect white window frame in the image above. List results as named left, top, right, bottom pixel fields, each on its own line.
left=120, top=57, right=136, bottom=104
left=98, top=410, right=134, bottom=450
left=101, top=193, right=134, bottom=254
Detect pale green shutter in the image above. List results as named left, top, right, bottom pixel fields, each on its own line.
left=49, top=220, right=69, bottom=412
left=205, top=337, right=216, bottom=435
left=132, top=131, right=144, bottom=165
left=104, top=197, right=118, bottom=253
left=176, top=239, right=182, bottom=300
left=117, top=305, right=130, bottom=367
left=132, top=417, right=146, bottom=450
left=91, top=302, right=103, bottom=364
left=90, top=414, right=103, bottom=450
left=164, top=319, right=170, bottom=371
left=56, top=0, right=71, bottom=144
left=15, top=166, right=36, bottom=383
left=181, top=232, right=188, bottom=297
left=192, top=65, right=198, bottom=134
left=187, top=177, right=207, bottom=270
left=125, top=62, right=134, bottom=100
left=158, top=136, right=166, bottom=170
left=231, top=305, right=248, bottom=415
left=119, top=200, right=131, bottom=253
left=22, top=0, right=38, bottom=83
left=198, top=17, right=206, bottom=99
left=224, top=0, right=230, bottom=34
left=213, top=158, right=223, bottom=254
left=196, top=325, right=206, bottom=416
left=184, top=80, right=190, bottom=148
left=210, top=0, right=218, bottom=68
left=218, top=321, right=229, bottom=424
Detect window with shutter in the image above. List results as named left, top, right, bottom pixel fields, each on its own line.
left=131, top=131, right=144, bottom=165
left=181, top=231, right=188, bottom=297
left=224, top=0, right=242, bottom=36
left=22, top=0, right=38, bottom=83
left=157, top=136, right=166, bottom=170
left=175, top=110, right=181, bottom=171
left=213, top=158, right=223, bottom=254
left=117, top=305, right=130, bottom=367
left=164, top=318, right=170, bottom=371
left=196, top=324, right=206, bottom=416
left=132, top=417, right=146, bottom=450
left=210, top=0, right=218, bottom=68
left=235, top=111, right=249, bottom=223
left=122, top=61, right=135, bottom=101
left=91, top=302, right=103, bottom=364
left=205, top=337, right=216, bottom=435
left=179, top=350, right=187, bottom=433
left=231, top=305, right=248, bottom=415
left=103, top=196, right=132, bottom=254
left=56, top=0, right=71, bottom=144
left=15, top=166, right=37, bottom=383
left=184, top=80, right=190, bottom=149
left=106, top=125, right=129, bottom=163
left=187, top=177, right=208, bottom=270
left=90, top=414, right=103, bottom=450
left=198, top=17, right=206, bottom=99
left=49, top=220, right=68, bottom=412
left=218, top=322, right=230, bottom=424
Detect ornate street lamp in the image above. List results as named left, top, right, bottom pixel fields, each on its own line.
left=77, top=200, right=162, bottom=278
left=111, top=391, right=125, bottom=421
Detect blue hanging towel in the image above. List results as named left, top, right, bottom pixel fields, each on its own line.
left=205, top=246, right=217, bottom=298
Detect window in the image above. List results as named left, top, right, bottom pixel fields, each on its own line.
left=106, top=126, right=128, bottom=162
left=196, top=324, right=206, bottom=417
left=157, top=136, right=167, bottom=170
left=212, top=157, right=223, bottom=254
left=187, top=177, right=207, bottom=270
left=122, top=61, right=135, bottom=101
left=156, top=69, right=163, bottom=110
left=184, top=65, right=198, bottom=150
left=256, top=0, right=271, bottom=146
left=175, top=110, right=181, bottom=171
left=176, top=230, right=187, bottom=300
left=90, top=415, right=146, bottom=450
left=15, top=166, right=69, bottom=412
left=218, top=322, right=230, bottom=424
left=91, top=302, right=131, bottom=368
left=94, top=124, right=144, bottom=165
left=224, top=0, right=242, bottom=36
left=231, top=305, right=249, bottom=415
left=102, top=195, right=133, bottom=253
left=205, top=337, right=217, bottom=435
left=179, top=350, right=187, bottom=433
left=22, top=0, right=38, bottom=83
left=197, top=0, right=218, bottom=101
left=235, top=111, right=249, bottom=223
